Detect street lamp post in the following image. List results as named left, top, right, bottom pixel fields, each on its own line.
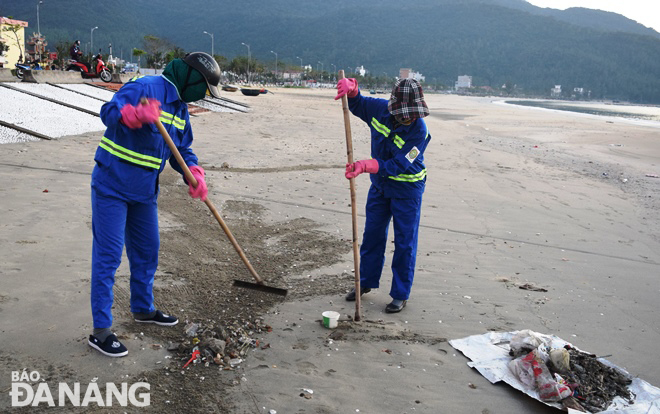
left=270, top=50, right=278, bottom=82
left=331, top=63, right=336, bottom=81
left=241, top=42, right=250, bottom=83
left=34, top=1, right=44, bottom=61
left=317, top=61, right=323, bottom=81
left=90, top=26, right=98, bottom=55
left=203, top=31, right=214, bottom=57
left=37, top=1, right=43, bottom=36
left=296, top=56, right=303, bottom=70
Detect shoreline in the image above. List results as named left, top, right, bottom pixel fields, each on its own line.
left=494, top=98, right=660, bottom=128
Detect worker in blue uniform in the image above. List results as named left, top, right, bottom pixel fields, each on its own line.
left=335, top=77, right=431, bottom=313
left=88, top=52, right=222, bottom=357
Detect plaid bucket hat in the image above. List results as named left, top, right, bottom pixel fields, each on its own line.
left=387, top=78, right=429, bottom=120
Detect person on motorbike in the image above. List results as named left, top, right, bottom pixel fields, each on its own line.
left=70, top=40, right=82, bottom=62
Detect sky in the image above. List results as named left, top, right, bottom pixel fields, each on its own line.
left=524, top=0, right=660, bottom=32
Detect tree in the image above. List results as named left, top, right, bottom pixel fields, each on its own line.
left=213, top=54, right=228, bottom=71
left=1, top=20, right=24, bottom=62
left=142, top=35, right=174, bottom=69
left=164, top=47, right=187, bottom=64
left=53, top=40, right=70, bottom=69
left=132, top=48, right=146, bottom=73
left=228, top=56, right=249, bottom=79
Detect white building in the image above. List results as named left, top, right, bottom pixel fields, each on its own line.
left=399, top=68, right=425, bottom=82
left=551, top=85, right=561, bottom=97
left=356, top=65, right=367, bottom=77
left=455, top=75, right=472, bottom=89
left=282, top=71, right=302, bottom=80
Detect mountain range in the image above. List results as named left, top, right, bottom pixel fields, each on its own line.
left=2, top=0, right=660, bottom=102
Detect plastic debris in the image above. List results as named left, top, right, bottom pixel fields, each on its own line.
left=182, top=346, right=201, bottom=369
left=184, top=322, right=200, bottom=337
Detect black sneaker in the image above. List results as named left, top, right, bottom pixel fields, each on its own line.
left=88, top=334, right=128, bottom=358
left=345, top=287, right=372, bottom=301
left=385, top=300, right=407, bottom=313
left=134, top=310, right=179, bottom=326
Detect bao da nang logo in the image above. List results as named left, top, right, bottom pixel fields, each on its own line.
left=9, top=370, right=150, bottom=407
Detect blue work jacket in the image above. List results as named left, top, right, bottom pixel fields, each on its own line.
left=348, top=90, right=431, bottom=198
left=92, top=75, right=198, bottom=202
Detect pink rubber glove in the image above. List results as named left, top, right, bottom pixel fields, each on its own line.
left=345, top=159, right=379, bottom=179
left=187, top=165, right=208, bottom=201
left=120, top=99, right=161, bottom=129
left=334, top=78, right=359, bottom=100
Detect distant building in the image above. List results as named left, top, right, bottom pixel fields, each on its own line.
left=356, top=65, right=367, bottom=77
left=455, top=75, right=472, bottom=89
left=399, top=68, right=425, bottom=82
left=0, top=17, right=29, bottom=68
left=282, top=70, right=302, bottom=80
left=551, top=85, right=561, bottom=97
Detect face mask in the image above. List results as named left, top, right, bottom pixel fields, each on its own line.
left=182, top=82, right=207, bottom=102
left=395, top=114, right=414, bottom=125
left=180, top=67, right=208, bottom=102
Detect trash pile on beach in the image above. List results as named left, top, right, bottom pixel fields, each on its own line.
left=507, top=330, right=633, bottom=413
left=168, top=318, right=272, bottom=372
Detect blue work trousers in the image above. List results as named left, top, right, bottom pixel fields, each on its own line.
left=359, top=185, right=422, bottom=300
left=91, top=186, right=158, bottom=329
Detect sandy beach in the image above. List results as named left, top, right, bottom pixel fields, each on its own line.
left=0, top=87, right=659, bottom=413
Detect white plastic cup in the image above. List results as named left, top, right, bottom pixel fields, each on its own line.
left=322, top=311, right=340, bottom=329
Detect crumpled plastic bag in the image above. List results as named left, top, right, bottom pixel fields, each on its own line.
left=509, top=329, right=549, bottom=357
left=508, top=349, right=572, bottom=401
left=508, top=351, right=537, bottom=389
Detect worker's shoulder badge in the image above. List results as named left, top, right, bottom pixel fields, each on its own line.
left=405, top=146, right=420, bottom=163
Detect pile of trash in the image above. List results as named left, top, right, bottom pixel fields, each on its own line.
left=172, top=318, right=272, bottom=371
left=449, top=330, right=660, bottom=413
left=507, top=330, right=633, bottom=412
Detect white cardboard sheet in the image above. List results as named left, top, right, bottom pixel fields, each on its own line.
left=449, top=331, right=660, bottom=413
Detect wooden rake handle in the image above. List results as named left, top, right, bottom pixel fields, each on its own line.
left=338, top=70, right=362, bottom=322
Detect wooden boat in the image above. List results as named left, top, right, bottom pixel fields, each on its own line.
left=241, top=88, right=261, bottom=96
left=222, top=85, right=238, bottom=92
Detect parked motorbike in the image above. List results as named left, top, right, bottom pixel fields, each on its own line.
left=15, top=60, right=42, bottom=80
left=66, top=53, right=112, bottom=82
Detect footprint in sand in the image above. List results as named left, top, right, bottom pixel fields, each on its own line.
left=296, top=360, right=318, bottom=375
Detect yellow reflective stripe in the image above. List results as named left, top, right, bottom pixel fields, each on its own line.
left=99, top=137, right=162, bottom=169
left=388, top=169, right=427, bottom=182
left=160, top=111, right=186, bottom=131
left=173, top=115, right=186, bottom=129
left=371, top=117, right=390, bottom=137
left=129, top=75, right=145, bottom=82
left=392, top=134, right=405, bottom=149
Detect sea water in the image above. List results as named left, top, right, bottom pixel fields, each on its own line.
left=499, top=99, right=660, bottom=126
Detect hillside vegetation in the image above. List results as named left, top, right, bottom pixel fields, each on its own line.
left=2, top=0, right=659, bottom=102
